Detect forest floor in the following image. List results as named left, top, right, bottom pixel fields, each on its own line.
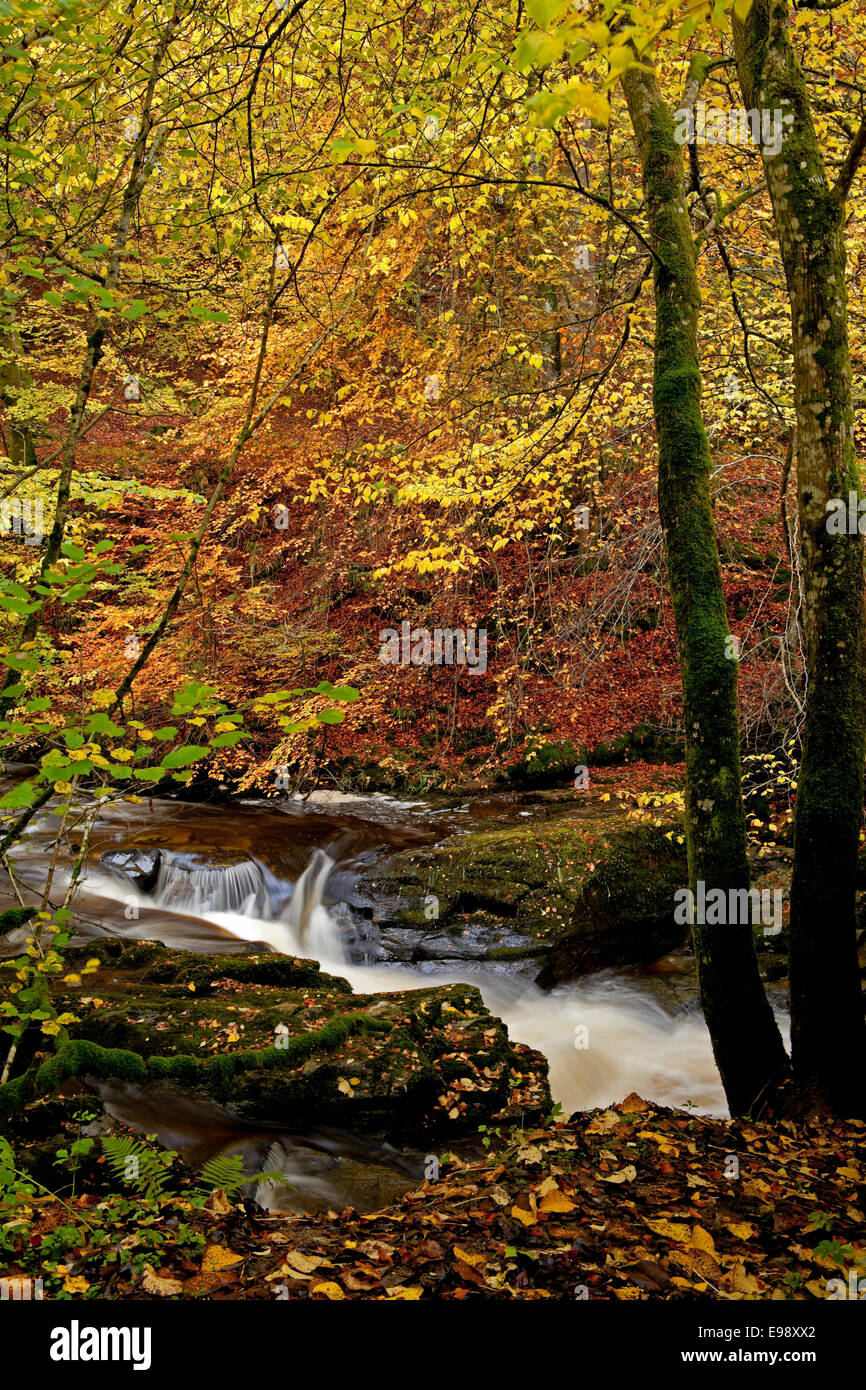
left=5, top=1090, right=863, bottom=1302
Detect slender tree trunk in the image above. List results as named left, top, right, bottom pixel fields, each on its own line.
left=621, top=63, right=788, bottom=1114
left=0, top=321, right=36, bottom=472
left=733, top=0, right=866, bottom=1115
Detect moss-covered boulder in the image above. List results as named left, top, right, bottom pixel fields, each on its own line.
left=3, top=939, right=549, bottom=1146
left=367, top=815, right=689, bottom=984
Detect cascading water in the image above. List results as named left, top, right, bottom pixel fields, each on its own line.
left=278, top=848, right=343, bottom=958
left=203, top=850, right=731, bottom=1117
left=3, top=798, right=738, bottom=1117
left=154, top=856, right=266, bottom=916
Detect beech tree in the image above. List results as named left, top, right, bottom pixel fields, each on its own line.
left=732, top=0, right=866, bottom=1115
left=619, top=57, right=788, bottom=1114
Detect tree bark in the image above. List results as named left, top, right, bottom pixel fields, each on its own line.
left=621, top=62, right=788, bottom=1114
left=733, top=0, right=866, bottom=1115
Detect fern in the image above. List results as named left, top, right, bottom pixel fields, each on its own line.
left=199, top=1152, right=294, bottom=1195
left=197, top=1154, right=249, bottom=1193
left=101, top=1135, right=176, bottom=1203
left=101, top=1135, right=294, bottom=1206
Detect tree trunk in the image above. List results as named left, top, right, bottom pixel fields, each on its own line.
left=621, top=62, right=788, bottom=1114
left=0, top=324, right=36, bottom=472
left=733, top=0, right=866, bottom=1115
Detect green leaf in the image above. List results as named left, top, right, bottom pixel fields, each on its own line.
left=86, top=713, right=124, bottom=737
left=515, top=29, right=565, bottom=71
left=316, top=708, right=345, bottom=725
left=524, top=0, right=565, bottom=29
left=329, top=138, right=355, bottom=165
left=172, top=682, right=218, bottom=712
left=121, top=299, right=148, bottom=321
left=160, top=744, right=210, bottom=768
left=190, top=305, right=229, bottom=324
left=0, top=781, right=37, bottom=808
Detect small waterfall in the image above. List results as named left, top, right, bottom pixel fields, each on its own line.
left=278, top=848, right=343, bottom=958
left=154, top=856, right=267, bottom=916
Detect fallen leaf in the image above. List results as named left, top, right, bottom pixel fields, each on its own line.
left=601, top=1165, right=636, bottom=1183
left=283, top=1251, right=332, bottom=1274
left=619, top=1093, right=651, bottom=1113
left=453, top=1245, right=486, bottom=1267
left=725, top=1222, right=755, bottom=1240
left=539, top=1187, right=577, bottom=1213
left=141, top=1265, right=183, bottom=1296
left=201, top=1244, right=244, bottom=1273
left=511, top=1204, right=538, bottom=1226
left=62, top=1274, right=89, bottom=1294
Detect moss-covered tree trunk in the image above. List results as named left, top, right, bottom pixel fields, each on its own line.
left=733, top=0, right=866, bottom=1116
left=621, top=64, right=787, bottom=1114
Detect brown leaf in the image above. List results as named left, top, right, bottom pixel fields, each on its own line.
left=601, top=1165, right=636, bottom=1184
left=141, top=1265, right=184, bottom=1297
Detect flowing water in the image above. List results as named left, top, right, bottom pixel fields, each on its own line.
left=1, top=792, right=731, bottom=1117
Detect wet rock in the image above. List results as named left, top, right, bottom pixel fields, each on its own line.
left=100, top=847, right=162, bottom=892
left=366, top=817, right=688, bottom=985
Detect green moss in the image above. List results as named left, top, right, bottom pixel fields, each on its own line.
left=34, top=1011, right=388, bottom=1100
left=0, top=905, right=36, bottom=935
left=0, top=1064, right=37, bottom=1119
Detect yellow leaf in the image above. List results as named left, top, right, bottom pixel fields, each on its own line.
left=511, top=1204, right=538, bottom=1226
left=691, top=1226, right=716, bottom=1255
left=644, top=1218, right=692, bottom=1242
left=201, top=1244, right=244, bottom=1273
left=725, top=1222, right=755, bottom=1241
left=62, top=1274, right=90, bottom=1294
left=539, top=1187, right=577, bottom=1213
left=312, top=1281, right=345, bottom=1300
left=453, top=1246, right=486, bottom=1267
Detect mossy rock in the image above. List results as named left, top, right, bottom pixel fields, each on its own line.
left=2, top=940, right=550, bottom=1145
left=0, top=905, right=36, bottom=936
left=508, top=739, right=586, bottom=788
left=368, top=813, right=688, bottom=983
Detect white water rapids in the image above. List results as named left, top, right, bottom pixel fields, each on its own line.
left=71, top=845, right=730, bottom=1117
